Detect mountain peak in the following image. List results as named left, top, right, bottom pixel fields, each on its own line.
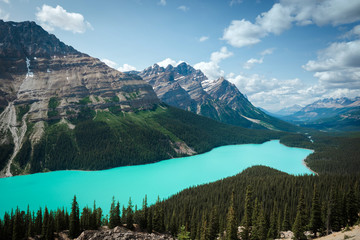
left=0, top=20, right=82, bottom=59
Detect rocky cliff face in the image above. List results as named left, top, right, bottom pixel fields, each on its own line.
left=139, top=63, right=295, bottom=131
left=0, top=20, right=159, bottom=177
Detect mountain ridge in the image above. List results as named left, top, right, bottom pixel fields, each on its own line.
left=138, top=62, right=298, bottom=132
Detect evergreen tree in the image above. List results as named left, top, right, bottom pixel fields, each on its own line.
left=42, top=207, right=49, bottom=237
left=251, top=198, right=259, bottom=229
left=109, top=196, right=117, bottom=229
left=281, top=203, right=290, bottom=231
left=226, top=192, right=237, bottom=240
left=126, top=197, right=134, bottom=230
left=177, top=225, right=190, bottom=240
left=69, top=195, right=80, bottom=238
left=169, top=210, right=177, bottom=236
left=152, top=196, right=164, bottom=232
left=34, top=208, right=42, bottom=235
left=45, top=212, right=54, bottom=240
left=252, top=204, right=267, bottom=240
left=200, top=213, right=208, bottom=240
left=139, top=195, right=148, bottom=230
left=12, top=208, right=22, bottom=240
left=267, top=206, right=277, bottom=239
left=346, top=186, right=358, bottom=226
left=292, top=189, right=306, bottom=240
left=190, top=209, right=197, bottom=240
left=241, top=185, right=253, bottom=240
left=309, top=184, right=323, bottom=236
left=147, top=208, right=153, bottom=233
left=208, top=206, right=219, bottom=240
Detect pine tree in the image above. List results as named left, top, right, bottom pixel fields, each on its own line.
left=69, top=195, right=80, bottom=238
left=200, top=213, right=208, bottom=240
left=251, top=198, right=259, bottom=229
left=226, top=192, right=237, bottom=240
left=309, top=184, right=323, bottom=236
left=12, top=207, right=22, bottom=240
left=267, top=206, right=277, bottom=239
left=152, top=196, right=164, bottom=232
left=169, top=210, right=177, bottom=236
left=252, top=204, right=267, bottom=240
left=346, top=186, right=358, bottom=226
left=109, top=196, right=117, bottom=229
left=42, top=207, right=49, bottom=237
left=139, top=195, right=148, bottom=230
left=241, top=185, right=253, bottom=240
left=34, top=208, right=42, bottom=235
left=208, top=206, right=219, bottom=240
left=126, top=197, right=134, bottom=230
left=45, top=212, right=54, bottom=240
left=177, top=225, right=190, bottom=240
left=292, top=189, right=306, bottom=240
left=281, top=203, right=290, bottom=231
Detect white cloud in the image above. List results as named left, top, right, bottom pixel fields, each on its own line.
left=118, top=64, right=137, bottom=72
left=158, top=0, right=166, bottom=6
left=303, top=39, right=360, bottom=89
left=178, top=5, right=189, bottom=12
left=0, top=8, right=9, bottom=20
left=243, top=58, right=263, bottom=69
left=341, top=24, right=360, bottom=39
left=157, top=58, right=184, bottom=68
left=256, top=3, right=293, bottom=35
left=227, top=73, right=320, bottom=111
left=222, top=0, right=360, bottom=48
left=229, top=0, right=242, bottom=6
left=222, top=19, right=266, bottom=47
left=36, top=5, right=93, bottom=33
left=199, top=36, right=209, bottom=42
left=101, top=59, right=118, bottom=69
left=1, top=0, right=9, bottom=4
left=261, top=48, right=275, bottom=56
left=194, top=47, right=233, bottom=80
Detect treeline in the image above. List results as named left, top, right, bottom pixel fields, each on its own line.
left=280, top=132, right=360, bottom=175
left=155, top=166, right=360, bottom=239
left=1, top=166, right=359, bottom=240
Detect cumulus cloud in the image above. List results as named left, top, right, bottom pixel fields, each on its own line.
left=0, top=8, right=9, bottom=20
left=194, top=47, right=233, bottom=80
left=199, top=36, right=209, bottom=42
left=227, top=73, right=323, bottom=111
left=101, top=59, right=118, bottom=69
left=118, top=64, right=137, bottom=72
left=36, top=5, right=93, bottom=33
left=178, top=5, right=189, bottom=12
left=243, top=58, right=263, bottom=69
left=157, top=58, right=184, bottom=68
left=222, top=0, right=360, bottom=48
left=222, top=19, right=266, bottom=47
left=101, top=59, right=137, bottom=72
left=158, top=0, right=166, bottom=6
left=303, top=39, right=360, bottom=89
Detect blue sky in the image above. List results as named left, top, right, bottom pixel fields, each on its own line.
left=1, top=0, right=360, bottom=111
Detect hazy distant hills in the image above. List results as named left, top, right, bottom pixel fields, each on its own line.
left=279, top=97, right=360, bottom=131
left=0, top=20, right=282, bottom=177
left=135, top=63, right=297, bottom=132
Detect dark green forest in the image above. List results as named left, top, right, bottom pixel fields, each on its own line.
left=14, top=105, right=284, bottom=174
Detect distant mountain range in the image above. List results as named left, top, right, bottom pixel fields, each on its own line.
left=0, top=20, right=281, bottom=177
left=130, top=63, right=297, bottom=132
left=280, top=97, right=360, bottom=131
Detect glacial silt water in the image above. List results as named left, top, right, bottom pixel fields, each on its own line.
left=0, top=140, right=313, bottom=216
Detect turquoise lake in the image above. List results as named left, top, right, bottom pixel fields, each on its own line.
left=0, top=140, right=313, bottom=216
